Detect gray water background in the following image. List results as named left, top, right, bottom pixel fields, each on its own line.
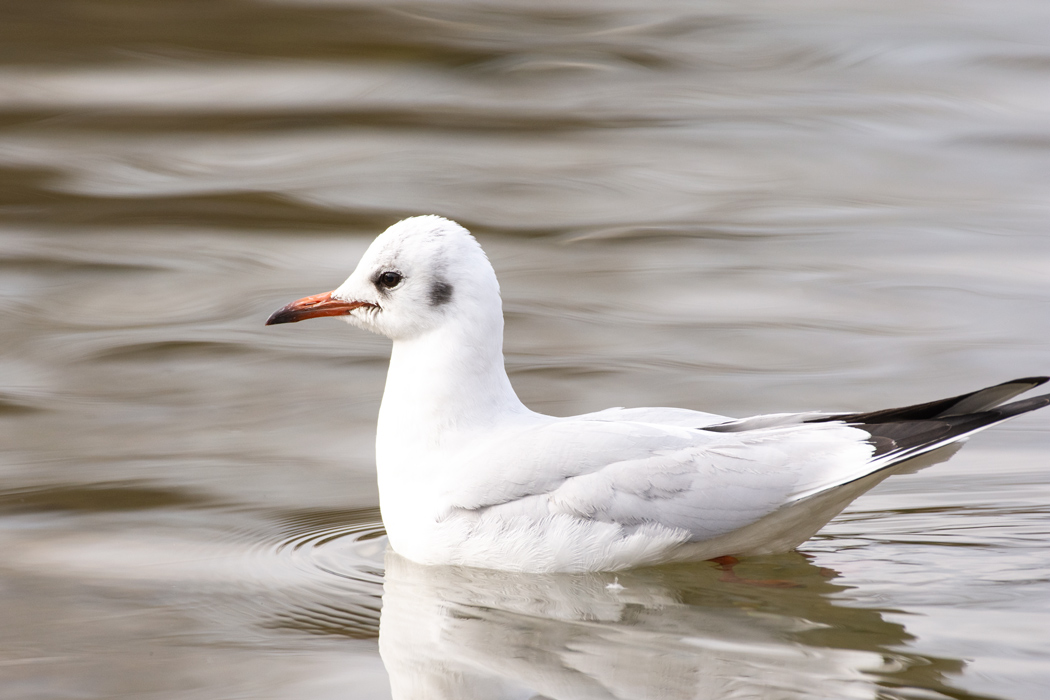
left=2, top=1, right=1050, bottom=698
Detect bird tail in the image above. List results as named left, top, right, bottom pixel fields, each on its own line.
left=815, top=377, right=1050, bottom=474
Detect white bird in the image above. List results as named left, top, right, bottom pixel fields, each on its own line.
left=267, top=215, right=1049, bottom=573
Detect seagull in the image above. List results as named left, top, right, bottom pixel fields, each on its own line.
left=267, top=215, right=1050, bottom=573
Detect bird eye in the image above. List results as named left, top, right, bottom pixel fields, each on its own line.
left=377, top=271, right=403, bottom=289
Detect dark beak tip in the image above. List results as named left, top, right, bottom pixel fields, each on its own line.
left=263, top=291, right=367, bottom=327
left=264, top=306, right=297, bottom=326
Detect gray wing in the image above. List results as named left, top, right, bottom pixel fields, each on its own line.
left=445, top=418, right=875, bottom=541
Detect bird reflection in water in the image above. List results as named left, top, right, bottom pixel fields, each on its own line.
left=363, top=551, right=981, bottom=700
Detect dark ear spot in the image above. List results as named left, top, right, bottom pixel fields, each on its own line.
left=429, top=280, right=453, bottom=307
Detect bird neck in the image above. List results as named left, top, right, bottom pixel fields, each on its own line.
left=376, top=314, right=529, bottom=456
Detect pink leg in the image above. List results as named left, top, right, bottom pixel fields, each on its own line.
left=709, top=555, right=803, bottom=588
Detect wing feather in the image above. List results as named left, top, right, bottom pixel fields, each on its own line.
left=446, top=418, right=875, bottom=541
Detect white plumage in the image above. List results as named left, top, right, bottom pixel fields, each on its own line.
left=267, top=215, right=1049, bottom=572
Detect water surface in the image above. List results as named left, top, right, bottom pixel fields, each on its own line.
left=2, top=1, right=1050, bottom=698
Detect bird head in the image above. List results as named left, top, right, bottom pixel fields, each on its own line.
left=266, top=215, right=501, bottom=341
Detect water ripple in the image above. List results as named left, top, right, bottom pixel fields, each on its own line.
left=254, top=508, right=387, bottom=639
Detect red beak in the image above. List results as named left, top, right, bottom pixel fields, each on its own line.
left=265, top=291, right=374, bottom=326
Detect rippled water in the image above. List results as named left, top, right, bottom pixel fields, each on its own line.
left=2, top=1, right=1050, bottom=698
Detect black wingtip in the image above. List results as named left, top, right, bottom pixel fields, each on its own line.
left=805, top=376, right=1050, bottom=426
left=860, top=391, right=1050, bottom=459
left=991, top=391, right=1050, bottom=419
left=996, top=376, right=1049, bottom=389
